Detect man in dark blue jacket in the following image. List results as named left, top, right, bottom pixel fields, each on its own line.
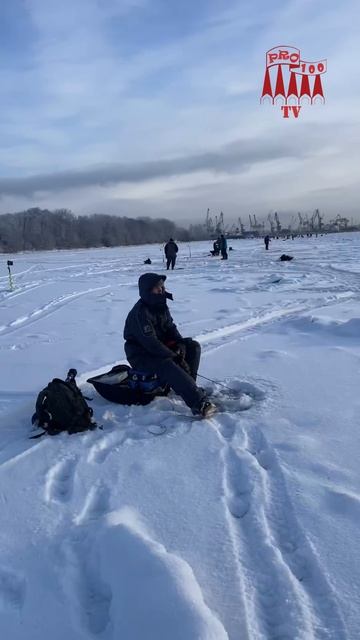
left=219, top=234, right=228, bottom=260
left=164, top=238, right=178, bottom=270
left=124, top=273, right=216, bottom=418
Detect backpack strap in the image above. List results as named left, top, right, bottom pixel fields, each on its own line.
left=29, top=428, right=47, bottom=440
left=35, top=387, right=53, bottom=424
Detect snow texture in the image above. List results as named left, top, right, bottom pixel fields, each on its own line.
left=1, top=234, right=359, bottom=639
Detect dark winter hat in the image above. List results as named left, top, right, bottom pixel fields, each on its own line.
left=138, top=272, right=168, bottom=301
left=138, top=272, right=173, bottom=306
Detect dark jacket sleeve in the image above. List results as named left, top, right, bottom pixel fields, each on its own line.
left=175, top=243, right=178, bottom=253
left=133, top=306, right=176, bottom=358
left=164, top=310, right=183, bottom=343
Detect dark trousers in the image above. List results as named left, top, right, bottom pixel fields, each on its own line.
left=166, top=256, right=176, bottom=270
left=265, top=243, right=269, bottom=250
left=128, top=339, right=204, bottom=411
left=176, top=338, right=201, bottom=381
left=221, top=249, right=228, bottom=260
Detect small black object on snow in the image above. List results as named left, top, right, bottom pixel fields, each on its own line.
left=144, top=258, right=152, bottom=264
left=280, top=254, right=294, bottom=261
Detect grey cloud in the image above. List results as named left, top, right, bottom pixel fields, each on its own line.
left=0, top=131, right=322, bottom=197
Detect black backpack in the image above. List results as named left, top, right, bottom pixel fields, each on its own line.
left=31, top=369, right=97, bottom=437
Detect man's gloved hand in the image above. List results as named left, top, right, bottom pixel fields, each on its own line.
left=175, top=341, right=187, bottom=359
left=174, top=352, right=191, bottom=375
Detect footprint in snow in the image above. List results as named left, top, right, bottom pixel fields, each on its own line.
left=44, top=457, right=78, bottom=503
left=87, top=432, right=125, bottom=464
left=223, top=447, right=255, bottom=518
left=62, top=535, right=112, bottom=636
left=74, top=484, right=111, bottom=525
left=62, top=509, right=228, bottom=639
left=253, top=448, right=275, bottom=471
left=217, top=413, right=237, bottom=440
left=246, top=426, right=276, bottom=471
left=0, top=567, right=26, bottom=612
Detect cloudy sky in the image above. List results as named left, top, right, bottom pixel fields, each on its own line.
left=0, top=0, right=359, bottom=225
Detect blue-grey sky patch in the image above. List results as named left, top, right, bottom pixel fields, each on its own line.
left=0, top=0, right=359, bottom=222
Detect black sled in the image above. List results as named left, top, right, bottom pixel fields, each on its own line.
left=87, top=364, right=169, bottom=406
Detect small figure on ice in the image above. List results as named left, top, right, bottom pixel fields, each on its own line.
left=164, top=238, right=178, bottom=270
left=264, top=235, right=271, bottom=250
left=123, top=273, right=217, bottom=418
left=219, top=234, right=228, bottom=260
left=211, top=239, right=220, bottom=256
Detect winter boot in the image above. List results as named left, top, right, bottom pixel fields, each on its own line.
left=198, top=400, right=217, bottom=418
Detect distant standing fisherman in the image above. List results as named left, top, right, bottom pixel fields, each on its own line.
left=219, top=234, right=228, bottom=260
left=164, top=238, right=178, bottom=270
left=264, top=235, right=270, bottom=250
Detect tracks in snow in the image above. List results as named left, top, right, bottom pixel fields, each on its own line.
left=1, top=248, right=356, bottom=637
left=33, top=397, right=348, bottom=640
left=41, top=446, right=228, bottom=638
left=208, top=414, right=347, bottom=639
left=45, top=456, right=78, bottom=504
left=0, top=285, right=110, bottom=337
left=197, top=291, right=355, bottom=351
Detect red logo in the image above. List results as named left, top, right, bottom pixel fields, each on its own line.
left=261, top=46, right=327, bottom=118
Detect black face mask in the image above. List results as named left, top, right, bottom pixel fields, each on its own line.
left=142, top=290, right=173, bottom=307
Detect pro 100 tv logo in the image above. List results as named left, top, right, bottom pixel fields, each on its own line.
left=261, top=46, right=327, bottom=118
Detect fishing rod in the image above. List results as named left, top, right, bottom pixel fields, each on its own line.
left=197, top=373, right=235, bottom=393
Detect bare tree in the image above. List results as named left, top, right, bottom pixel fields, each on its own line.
left=0, top=208, right=208, bottom=253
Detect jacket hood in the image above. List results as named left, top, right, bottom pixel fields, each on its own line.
left=138, top=272, right=173, bottom=306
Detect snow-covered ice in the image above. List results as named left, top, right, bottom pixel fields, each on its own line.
left=1, top=233, right=360, bottom=639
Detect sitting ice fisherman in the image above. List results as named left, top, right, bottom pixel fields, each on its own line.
left=123, top=273, right=216, bottom=418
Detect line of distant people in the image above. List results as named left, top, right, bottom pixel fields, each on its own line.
left=165, top=235, right=229, bottom=267
left=143, top=233, right=302, bottom=271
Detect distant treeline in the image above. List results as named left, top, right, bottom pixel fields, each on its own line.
left=0, top=208, right=207, bottom=253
